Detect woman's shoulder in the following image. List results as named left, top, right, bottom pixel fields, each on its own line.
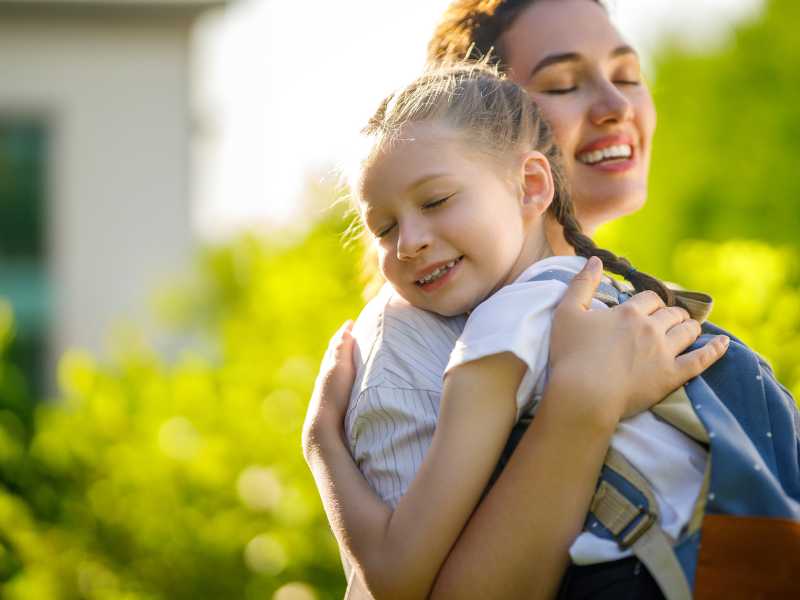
left=350, top=284, right=466, bottom=394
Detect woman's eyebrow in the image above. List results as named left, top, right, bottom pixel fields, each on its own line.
left=528, top=45, right=639, bottom=80
left=529, top=52, right=580, bottom=79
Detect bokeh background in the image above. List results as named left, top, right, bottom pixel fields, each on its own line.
left=0, top=0, right=798, bottom=598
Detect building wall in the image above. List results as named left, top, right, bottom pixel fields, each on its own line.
left=0, top=11, right=196, bottom=369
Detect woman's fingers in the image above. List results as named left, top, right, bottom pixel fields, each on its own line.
left=650, top=305, right=691, bottom=331
left=664, top=317, right=702, bottom=354
left=304, top=320, right=358, bottom=458
left=617, top=289, right=665, bottom=316
left=674, top=335, right=730, bottom=382
left=556, top=256, right=603, bottom=315
left=322, top=319, right=355, bottom=369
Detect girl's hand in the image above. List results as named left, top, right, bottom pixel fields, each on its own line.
left=302, top=320, right=356, bottom=461
left=550, top=257, right=730, bottom=422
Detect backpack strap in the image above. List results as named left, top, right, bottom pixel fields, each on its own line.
left=591, top=448, right=693, bottom=600
left=527, top=266, right=714, bottom=323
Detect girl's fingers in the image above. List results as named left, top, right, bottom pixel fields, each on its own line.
left=674, top=335, right=730, bottom=382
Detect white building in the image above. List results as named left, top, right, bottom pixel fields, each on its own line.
left=0, top=0, right=227, bottom=388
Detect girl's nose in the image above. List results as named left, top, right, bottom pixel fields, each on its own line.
left=589, top=81, right=634, bottom=125
left=396, top=221, right=430, bottom=261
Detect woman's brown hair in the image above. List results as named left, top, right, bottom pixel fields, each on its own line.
left=427, top=0, right=603, bottom=68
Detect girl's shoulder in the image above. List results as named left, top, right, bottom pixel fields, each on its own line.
left=350, top=284, right=466, bottom=395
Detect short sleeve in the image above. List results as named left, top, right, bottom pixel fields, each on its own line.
left=445, top=280, right=568, bottom=418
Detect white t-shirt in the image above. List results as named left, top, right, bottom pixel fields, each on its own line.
left=446, top=256, right=708, bottom=564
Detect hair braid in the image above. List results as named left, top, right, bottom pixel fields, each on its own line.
left=550, top=192, right=675, bottom=305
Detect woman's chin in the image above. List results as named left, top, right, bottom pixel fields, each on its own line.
left=575, top=189, right=648, bottom=232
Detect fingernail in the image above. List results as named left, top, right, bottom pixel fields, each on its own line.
left=587, top=256, right=601, bottom=272
left=718, top=335, right=729, bottom=347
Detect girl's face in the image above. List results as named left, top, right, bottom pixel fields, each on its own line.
left=500, top=0, right=657, bottom=233
left=358, top=123, right=542, bottom=317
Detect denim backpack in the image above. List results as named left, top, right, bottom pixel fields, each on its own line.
left=511, top=269, right=800, bottom=600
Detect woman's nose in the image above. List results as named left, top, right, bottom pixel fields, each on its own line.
left=589, top=81, right=634, bottom=125
left=396, top=221, right=430, bottom=260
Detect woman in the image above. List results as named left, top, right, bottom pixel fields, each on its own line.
left=304, top=1, right=728, bottom=597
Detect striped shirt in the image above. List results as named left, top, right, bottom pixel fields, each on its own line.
left=345, top=284, right=466, bottom=508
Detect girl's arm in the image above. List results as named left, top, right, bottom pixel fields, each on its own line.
left=304, top=259, right=730, bottom=600
left=308, top=349, right=528, bottom=600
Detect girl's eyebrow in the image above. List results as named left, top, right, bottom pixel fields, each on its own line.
left=528, top=45, right=638, bottom=80
left=406, top=173, right=449, bottom=192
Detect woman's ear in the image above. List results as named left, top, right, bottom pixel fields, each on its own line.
left=519, top=151, right=555, bottom=219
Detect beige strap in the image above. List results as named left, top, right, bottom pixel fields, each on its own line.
left=689, top=460, right=712, bottom=535
left=651, top=387, right=710, bottom=444
left=673, top=290, right=713, bottom=323
left=604, top=448, right=660, bottom=512
left=592, top=448, right=693, bottom=600
left=631, top=521, right=693, bottom=600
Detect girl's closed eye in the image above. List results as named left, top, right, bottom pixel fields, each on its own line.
left=376, top=222, right=396, bottom=239
left=423, top=193, right=455, bottom=210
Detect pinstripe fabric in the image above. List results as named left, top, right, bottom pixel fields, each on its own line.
left=345, top=284, right=466, bottom=508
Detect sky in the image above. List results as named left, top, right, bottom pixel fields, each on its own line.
left=190, top=0, right=764, bottom=240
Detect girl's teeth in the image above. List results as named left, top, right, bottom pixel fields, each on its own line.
left=578, top=144, right=632, bottom=165
left=417, top=259, right=459, bottom=285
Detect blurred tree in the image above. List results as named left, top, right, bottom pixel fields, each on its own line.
left=0, top=201, right=365, bottom=599
left=598, top=0, right=800, bottom=395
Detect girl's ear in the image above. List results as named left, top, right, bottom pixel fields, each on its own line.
left=519, top=151, right=555, bottom=219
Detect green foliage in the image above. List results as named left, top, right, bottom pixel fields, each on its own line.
left=0, top=213, right=365, bottom=599
left=597, top=0, right=800, bottom=397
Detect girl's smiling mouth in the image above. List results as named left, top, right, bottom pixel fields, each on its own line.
left=414, top=256, right=464, bottom=289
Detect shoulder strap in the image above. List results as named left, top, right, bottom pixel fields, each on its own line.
left=591, top=448, right=693, bottom=600
left=528, top=267, right=714, bottom=322
left=526, top=268, right=624, bottom=307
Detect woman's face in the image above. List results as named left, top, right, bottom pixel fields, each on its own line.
left=500, top=0, right=656, bottom=233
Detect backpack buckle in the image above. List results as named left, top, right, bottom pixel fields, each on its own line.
left=619, top=508, right=657, bottom=549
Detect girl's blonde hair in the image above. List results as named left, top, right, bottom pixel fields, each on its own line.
left=356, top=61, right=674, bottom=305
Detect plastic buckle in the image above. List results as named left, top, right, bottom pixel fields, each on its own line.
left=619, top=509, right=657, bottom=549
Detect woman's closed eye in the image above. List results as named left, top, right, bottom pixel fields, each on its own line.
left=543, top=86, right=577, bottom=95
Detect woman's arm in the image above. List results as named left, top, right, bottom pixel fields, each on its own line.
left=429, top=257, right=730, bottom=599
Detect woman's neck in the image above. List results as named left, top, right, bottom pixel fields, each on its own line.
left=545, top=215, right=576, bottom=257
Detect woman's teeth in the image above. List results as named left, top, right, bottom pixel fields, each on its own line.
left=416, top=258, right=461, bottom=286
left=577, top=144, right=632, bottom=165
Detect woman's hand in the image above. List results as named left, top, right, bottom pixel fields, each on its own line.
left=550, top=256, right=730, bottom=422
left=302, top=320, right=356, bottom=462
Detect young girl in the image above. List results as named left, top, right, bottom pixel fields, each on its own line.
left=325, top=61, right=726, bottom=599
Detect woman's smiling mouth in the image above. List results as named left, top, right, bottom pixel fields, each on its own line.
left=577, top=143, right=632, bottom=165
